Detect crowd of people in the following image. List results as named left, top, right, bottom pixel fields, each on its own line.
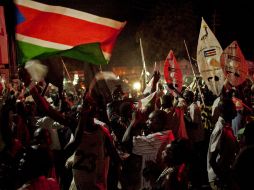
left=0, top=68, right=254, bottom=190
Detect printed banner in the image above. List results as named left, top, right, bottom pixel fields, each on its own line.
left=220, top=41, right=248, bottom=86
left=197, top=17, right=224, bottom=96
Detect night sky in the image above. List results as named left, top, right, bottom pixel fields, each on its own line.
left=193, top=0, right=254, bottom=59
left=108, top=0, right=254, bottom=67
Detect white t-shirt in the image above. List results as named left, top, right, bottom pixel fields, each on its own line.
left=72, top=125, right=110, bottom=190
left=132, top=130, right=173, bottom=189
left=207, top=117, right=224, bottom=182
left=36, top=116, right=63, bottom=150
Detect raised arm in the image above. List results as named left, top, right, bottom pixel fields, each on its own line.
left=63, top=92, right=95, bottom=158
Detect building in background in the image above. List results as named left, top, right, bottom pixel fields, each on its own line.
left=0, top=6, right=9, bottom=82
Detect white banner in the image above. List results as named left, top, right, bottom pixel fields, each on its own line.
left=197, top=18, right=224, bottom=96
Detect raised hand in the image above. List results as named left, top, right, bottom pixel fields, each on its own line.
left=153, top=70, right=161, bottom=84
left=18, top=66, right=31, bottom=87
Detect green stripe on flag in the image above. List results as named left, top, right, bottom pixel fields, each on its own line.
left=60, top=43, right=108, bottom=65
left=17, top=41, right=57, bottom=65
left=17, top=41, right=107, bottom=65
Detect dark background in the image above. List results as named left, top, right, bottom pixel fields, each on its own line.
left=109, top=0, right=254, bottom=68
left=2, top=0, right=254, bottom=69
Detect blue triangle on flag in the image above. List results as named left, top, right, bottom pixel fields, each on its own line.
left=16, top=7, right=25, bottom=24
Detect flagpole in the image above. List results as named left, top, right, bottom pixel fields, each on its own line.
left=60, top=57, right=71, bottom=80
left=139, top=38, right=147, bottom=89
left=60, top=57, right=78, bottom=96
left=184, top=40, right=205, bottom=105
left=154, top=61, right=157, bottom=71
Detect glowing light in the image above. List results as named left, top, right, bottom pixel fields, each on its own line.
left=73, top=74, right=79, bottom=85
left=63, top=78, right=67, bottom=85
left=133, top=81, right=141, bottom=91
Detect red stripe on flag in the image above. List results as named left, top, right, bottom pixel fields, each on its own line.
left=16, top=5, right=124, bottom=54
left=204, top=49, right=216, bottom=57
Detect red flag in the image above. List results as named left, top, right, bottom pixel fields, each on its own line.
left=163, top=50, right=183, bottom=92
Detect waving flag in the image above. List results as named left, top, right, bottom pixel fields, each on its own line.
left=197, top=18, right=224, bottom=96
left=164, top=50, right=183, bottom=92
left=15, top=0, right=126, bottom=65
left=220, top=41, right=248, bottom=86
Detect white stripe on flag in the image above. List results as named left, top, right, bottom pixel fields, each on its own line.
left=15, top=0, right=126, bottom=29
left=16, top=33, right=72, bottom=50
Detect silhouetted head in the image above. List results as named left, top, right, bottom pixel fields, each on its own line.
left=183, top=90, right=194, bottom=105
left=119, top=101, right=134, bottom=119
left=33, top=127, right=51, bottom=146
left=218, top=97, right=237, bottom=122
left=161, top=94, right=173, bottom=109
left=162, top=138, right=191, bottom=166
left=112, top=84, right=124, bottom=101
left=146, top=110, right=168, bottom=132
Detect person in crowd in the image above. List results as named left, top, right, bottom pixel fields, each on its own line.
left=0, top=102, right=23, bottom=190
left=182, top=89, right=206, bottom=189
left=24, top=98, right=38, bottom=138
left=107, top=99, right=139, bottom=190
left=36, top=111, right=73, bottom=189
left=106, top=84, right=125, bottom=123
left=232, top=120, right=254, bottom=190
left=207, top=96, right=239, bottom=190
left=64, top=93, right=121, bottom=190
left=160, top=94, right=179, bottom=138
left=17, top=127, right=59, bottom=190
left=182, top=89, right=205, bottom=145
left=117, top=102, right=144, bottom=190
left=231, top=90, right=245, bottom=137
left=12, top=101, right=31, bottom=147
left=152, top=138, right=191, bottom=190
left=122, top=109, right=174, bottom=190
